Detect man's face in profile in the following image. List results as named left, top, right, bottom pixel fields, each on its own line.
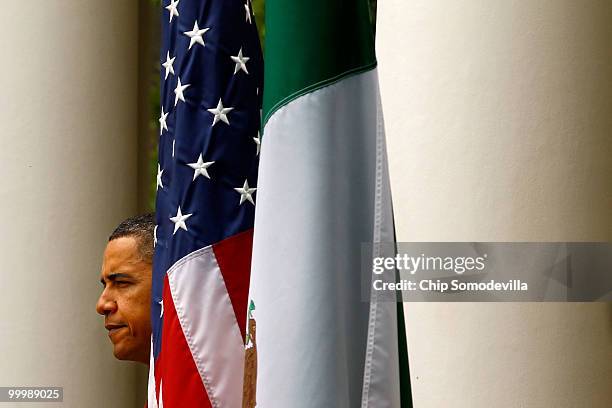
left=96, top=236, right=152, bottom=364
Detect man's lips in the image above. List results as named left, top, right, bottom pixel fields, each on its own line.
left=105, top=324, right=128, bottom=338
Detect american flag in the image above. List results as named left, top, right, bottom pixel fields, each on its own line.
left=149, top=0, right=263, bottom=406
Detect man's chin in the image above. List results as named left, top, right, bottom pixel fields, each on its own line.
left=112, top=344, right=134, bottom=361
left=113, top=342, right=149, bottom=364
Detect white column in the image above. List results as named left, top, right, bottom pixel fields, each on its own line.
left=0, top=1, right=142, bottom=407
left=378, top=1, right=612, bottom=407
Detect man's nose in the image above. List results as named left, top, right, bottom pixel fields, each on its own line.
left=96, top=290, right=117, bottom=316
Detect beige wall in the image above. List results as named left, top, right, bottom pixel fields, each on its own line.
left=0, top=1, right=144, bottom=407
left=377, top=1, right=612, bottom=407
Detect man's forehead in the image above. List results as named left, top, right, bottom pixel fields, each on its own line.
left=101, top=237, right=146, bottom=277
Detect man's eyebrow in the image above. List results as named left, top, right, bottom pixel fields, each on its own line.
left=100, top=273, right=135, bottom=284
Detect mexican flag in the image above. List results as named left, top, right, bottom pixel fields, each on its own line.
left=244, top=1, right=412, bottom=407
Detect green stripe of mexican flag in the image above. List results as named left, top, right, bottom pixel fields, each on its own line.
left=243, top=1, right=413, bottom=407
left=262, top=1, right=376, bottom=123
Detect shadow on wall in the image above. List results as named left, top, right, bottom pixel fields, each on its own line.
left=607, top=302, right=612, bottom=344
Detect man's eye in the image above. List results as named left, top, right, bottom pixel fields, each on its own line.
left=115, top=281, right=130, bottom=287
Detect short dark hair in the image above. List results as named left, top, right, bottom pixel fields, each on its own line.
left=109, top=213, right=155, bottom=263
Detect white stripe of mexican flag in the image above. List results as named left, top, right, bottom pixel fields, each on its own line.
left=245, top=68, right=404, bottom=407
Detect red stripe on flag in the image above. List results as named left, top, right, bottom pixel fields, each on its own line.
left=157, top=274, right=212, bottom=407
left=212, top=228, right=253, bottom=341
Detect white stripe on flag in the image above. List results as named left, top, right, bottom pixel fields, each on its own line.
left=360, top=79, right=401, bottom=408
left=250, top=69, right=400, bottom=407
left=167, top=245, right=245, bottom=408
left=148, top=338, right=159, bottom=408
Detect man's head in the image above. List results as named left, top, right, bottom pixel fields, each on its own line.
left=96, top=213, right=155, bottom=364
